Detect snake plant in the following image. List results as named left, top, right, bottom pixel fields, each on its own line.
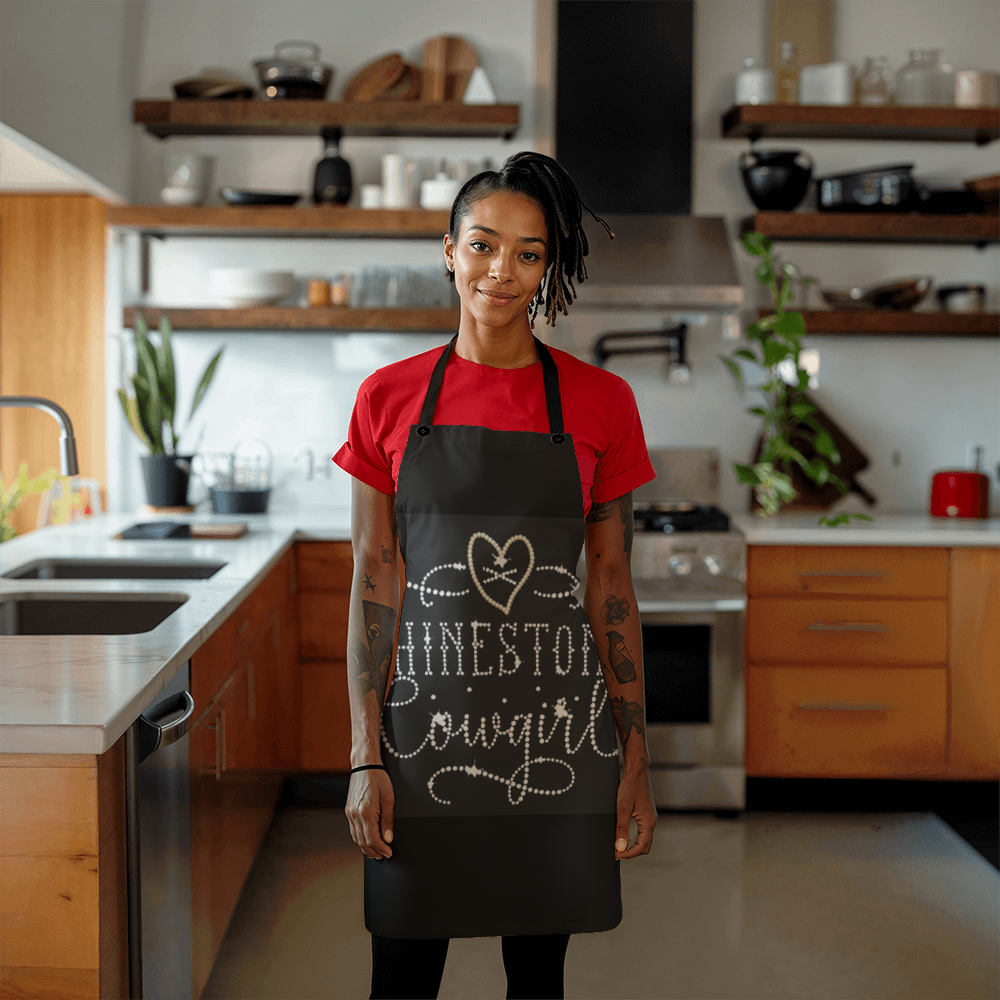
left=117, top=312, right=223, bottom=455
left=720, top=231, right=874, bottom=528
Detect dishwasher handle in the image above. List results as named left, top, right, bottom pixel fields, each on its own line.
left=136, top=690, right=195, bottom=766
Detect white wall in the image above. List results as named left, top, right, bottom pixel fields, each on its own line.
left=106, top=0, right=999, bottom=518
left=0, top=0, right=144, bottom=198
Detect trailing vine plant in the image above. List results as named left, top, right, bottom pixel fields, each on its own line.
left=720, top=231, right=874, bottom=528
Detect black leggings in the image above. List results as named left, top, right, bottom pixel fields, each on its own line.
left=370, top=932, right=571, bottom=999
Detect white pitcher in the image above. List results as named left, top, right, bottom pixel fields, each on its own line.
left=381, top=154, right=418, bottom=208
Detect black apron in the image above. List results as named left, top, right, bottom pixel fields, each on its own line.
left=364, top=334, right=622, bottom=939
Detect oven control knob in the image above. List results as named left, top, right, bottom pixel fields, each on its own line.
left=668, top=555, right=692, bottom=576
left=703, top=555, right=722, bottom=576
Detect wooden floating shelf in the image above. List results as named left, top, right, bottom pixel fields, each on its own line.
left=757, top=308, right=999, bottom=337
left=133, top=99, right=520, bottom=138
left=722, top=104, right=999, bottom=144
left=107, top=205, right=451, bottom=238
left=747, top=211, right=999, bottom=245
left=124, top=306, right=460, bottom=332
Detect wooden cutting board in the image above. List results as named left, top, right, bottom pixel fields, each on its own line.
left=342, top=53, right=406, bottom=101
left=422, top=36, right=478, bottom=101
left=749, top=392, right=876, bottom=512
left=376, top=63, right=422, bottom=100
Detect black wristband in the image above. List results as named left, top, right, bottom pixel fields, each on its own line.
left=350, top=764, right=388, bottom=774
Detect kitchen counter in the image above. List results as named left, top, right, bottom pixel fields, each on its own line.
left=0, top=511, right=352, bottom=755
left=7, top=508, right=997, bottom=756
left=732, top=511, right=1000, bottom=547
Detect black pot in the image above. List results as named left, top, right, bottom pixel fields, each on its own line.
left=140, top=454, right=194, bottom=508
left=739, top=148, right=814, bottom=211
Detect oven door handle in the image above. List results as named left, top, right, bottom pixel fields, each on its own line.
left=806, top=621, right=891, bottom=632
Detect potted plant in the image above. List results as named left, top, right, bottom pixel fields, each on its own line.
left=0, top=463, right=59, bottom=542
left=720, top=231, right=874, bottom=528
left=117, top=313, right=223, bottom=508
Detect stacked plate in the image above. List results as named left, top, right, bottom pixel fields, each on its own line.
left=209, top=268, right=295, bottom=307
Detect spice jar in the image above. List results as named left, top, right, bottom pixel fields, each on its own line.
left=308, top=279, right=331, bottom=307
left=329, top=273, right=351, bottom=306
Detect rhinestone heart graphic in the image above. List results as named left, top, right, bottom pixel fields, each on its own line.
left=467, top=532, right=535, bottom=616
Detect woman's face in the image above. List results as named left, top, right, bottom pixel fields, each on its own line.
left=443, top=190, right=549, bottom=328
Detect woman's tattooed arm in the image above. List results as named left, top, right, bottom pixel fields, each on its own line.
left=583, top=492, right=650, bottom=769
left=347, top=480, right=401, bottom=768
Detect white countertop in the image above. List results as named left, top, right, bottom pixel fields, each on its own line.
left=0, top=511, right=352, bottom=755
left=731, top=511, right=1000, bottom=547
left=3, top=506, right=997, bottom=756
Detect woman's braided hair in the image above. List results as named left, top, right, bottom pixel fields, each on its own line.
left=446, top=151, right=614, bottom=327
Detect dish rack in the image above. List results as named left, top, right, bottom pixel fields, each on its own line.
left=194, top=439, right=273, bottom=514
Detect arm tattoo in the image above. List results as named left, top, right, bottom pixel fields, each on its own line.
left=619, top=493, right=633, bottom=564
left=586, top=498, right=616, bottom=523
left=609, top=695, right=645, bottom=750
left=354, top=600, right=396, bottom=695
left=606, top=630, right=637, bottom=683
left=388, top=496, right=398, bottom=545
left=600, top=595, right=630, bottom=625
left=363, top=573, right=375, bottom=592
left=585, top=493, right=634, bottom=564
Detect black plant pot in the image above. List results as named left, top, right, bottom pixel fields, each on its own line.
left=140, top=454, right=194, bottom=507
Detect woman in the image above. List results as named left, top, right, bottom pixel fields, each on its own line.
left=333, top=151, right=658, bottom=1000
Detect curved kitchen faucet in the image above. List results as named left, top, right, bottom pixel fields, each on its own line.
left=0, top=396, right=80, bottom=475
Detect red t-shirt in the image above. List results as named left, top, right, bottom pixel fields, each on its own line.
left=332, top=342, right=656, bottom=520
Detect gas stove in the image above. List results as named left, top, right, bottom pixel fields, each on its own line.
left=633, top=502, right=730, bottom=534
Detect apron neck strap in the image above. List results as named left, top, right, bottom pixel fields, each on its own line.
left=418, top=334, right=565, bottom=434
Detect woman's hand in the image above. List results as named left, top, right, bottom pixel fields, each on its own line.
left=346, top=769, right=395, bottom=860
left=615, top=763, right=657, bottom=860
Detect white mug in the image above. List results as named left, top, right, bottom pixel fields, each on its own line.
left=382, top=154, right=418, bottom=208
left=360, top=184, right=383, bottom=208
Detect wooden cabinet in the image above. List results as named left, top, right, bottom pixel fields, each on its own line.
left=296, top=542, right=354, bottom=771
left=745, top=544, right=1000, bottom=780
left=188, top=548, right=294, bottom=998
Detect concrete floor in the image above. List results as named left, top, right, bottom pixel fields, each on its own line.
left=202, top=802, right=999, bottom=1000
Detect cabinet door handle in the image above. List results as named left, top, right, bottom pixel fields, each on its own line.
left=806, top=621, right=891, bottom=632
left=797, top=702, right=894, bottom=711
left=247, top=660, right=256, bottom=720
left=797, top=570, right=885, bottom=578
left=209, top=712, right=222, bottom=780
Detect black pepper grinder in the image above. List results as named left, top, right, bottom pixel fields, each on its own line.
left=313, top=127, right=352, bottom=205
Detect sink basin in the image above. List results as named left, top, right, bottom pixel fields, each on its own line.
left=0, top=594, right=187, bottom=635
left=2, top=558, right=226, bottom=580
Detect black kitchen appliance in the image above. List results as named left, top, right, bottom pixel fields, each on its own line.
left=817, top=163, right=915, bottom=211
left=313, top=127, right=352, bottom=205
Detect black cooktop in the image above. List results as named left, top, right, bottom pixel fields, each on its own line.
left=632, top=503, right=730, bottom=533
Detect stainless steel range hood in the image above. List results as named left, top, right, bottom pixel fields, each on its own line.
left=574, top=215, right=745, bottom=311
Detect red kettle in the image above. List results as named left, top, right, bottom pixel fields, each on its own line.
left=929, top=446, right=991, bottom=519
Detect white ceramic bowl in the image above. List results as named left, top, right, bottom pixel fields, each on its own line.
left=209, top=268, right=295, bottom=307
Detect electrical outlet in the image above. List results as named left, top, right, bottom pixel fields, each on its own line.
left=967, top=444, right=985, bottom=470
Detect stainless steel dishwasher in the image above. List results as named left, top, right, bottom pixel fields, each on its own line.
left=125, top=662, right=195, bottom=999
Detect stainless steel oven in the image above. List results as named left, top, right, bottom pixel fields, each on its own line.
left=582, top=446, right=748, bottom=812
left=634, top=569, right=745, bottom=812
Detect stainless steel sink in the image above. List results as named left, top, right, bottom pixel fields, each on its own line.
left=0, top=594, right=188, bottom=635
left=2, top=558, right=226, bottom=581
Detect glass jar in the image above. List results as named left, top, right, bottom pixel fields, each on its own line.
left=895, top=48, right=954, bottom=105
left=856, top=56, right=894, bottom=105
left=735, top=58, right=775, bottom=105
left=776, top=41, right=799, bottom=103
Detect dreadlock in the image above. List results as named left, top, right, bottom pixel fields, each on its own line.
left=446, top=151, right=614, bottom=327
